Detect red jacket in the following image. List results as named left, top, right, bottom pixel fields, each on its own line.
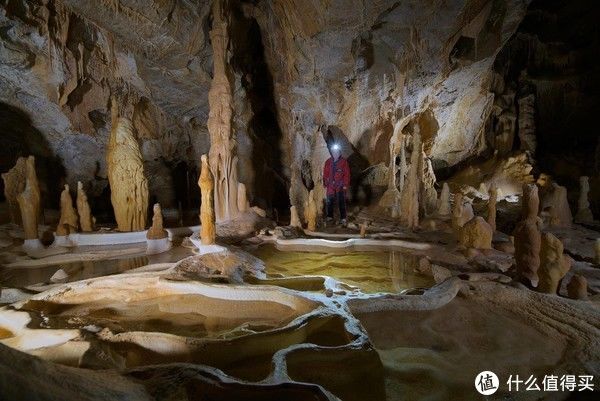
left=323, top=156, right=350, bottom=196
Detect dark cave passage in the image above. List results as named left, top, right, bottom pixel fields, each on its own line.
left=230, top=1, right=289, bottom=215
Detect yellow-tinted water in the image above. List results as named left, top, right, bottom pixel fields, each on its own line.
left=249, top=244, right=433, bottom=294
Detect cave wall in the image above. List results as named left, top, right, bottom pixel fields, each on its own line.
left=0, top=0, right=537, bottom=220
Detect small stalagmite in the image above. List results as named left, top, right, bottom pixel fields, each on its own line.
left=549, top=183, right=572, bottom=227
left=76, top=181, right=95, bottom=232
left=459, top=216, right=493, bottom=250
left=487, top=185, right=498, bottom=232
left=290, top=205, right=301, bottom=228
left=199, top=155, right=216, bottom=245
left=16, top=156, right=41, bottom=240
left=306, top=190, right=318, bottom=231
left=575, top=176, right=594, bottom=223
left=538, top=232, right=571, bottom=294
left=107, top=108, right=149, bottom=232
left=437, top=182, right=451, bottom=216
left=513, top=183, right=542, bottom=287
left=1, top=157, right=27, bottom=224
left=147, top=203, right=168, bottom=240
left=56, top=184, right=78, bottom=236
left=567, top=274, right=588, bottom=300
left=451, top=193, right=473, bottom=232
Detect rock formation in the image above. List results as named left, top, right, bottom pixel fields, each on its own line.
left=305, top=190, right=318, bottom=231
left=437, top=182, right=451, bottom=216
left=518, top=93, right=536, bottom=154
left=208, top=0, right=238, bottom=222
left=596, top=239, right=600, bottom=265
left=513, top=184, right=542, bottom=287
left=548, top=183, right=572, bottom=228
left=237, top=182, right=249, bottom=213
left=487, top=185, right=498, bottom=232
left=56, top=184, right=78, bottom=236
left=575, top=176, right=593, bottom=223
left=1, top=157, right=28, bottom=224
left=290, top=206, right=301, bottom=228
left=459, top=216, right=493, bottom=250
left=76, top=181, right=95, bottom=232
left=199, top=155, right=216, bottom=245
left=401, top=131, right=421, bottom=230
left=107, top=106, right=149, bottom=232
left=451, top=193, right=474, bottom=232
left=15, top=156, right=41, bottom=240
left=567, top=274, right=588, bottom=300
left=538, top=233, right=571, bottom=294
left=147, top=203, right=168, bottom=240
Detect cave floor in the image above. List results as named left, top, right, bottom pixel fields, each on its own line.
left=0, top=217, right=599, bottom=401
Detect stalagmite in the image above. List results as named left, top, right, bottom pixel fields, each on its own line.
left=451, top=193, right=474, bottom=232
left=76, top=181, right=95, bottom=232
left=518, top=93, right=536, bottom=154
left=567, top=274, right=588, bottom=300
left=459, top=216, right=493, bottom=250
left=199, top=155, right=216, bottom=245
left=487, top=185, right=497, bottom=232
left=575, top=176, right=594, bottom=223
left=306, top=190, right=318, bottom=231
left=208, top=0, right=238, bottom=222
left=538, top=232, right=571, bottom=294
left=1, top=157, right=27, bottom=224
left=549, top=183, right=572, bottom=227
left=147, top=203, right=168, bottom=239
left=513, top=184, right=542, bottom=287
left=379, top=131, right=403, bottom=217
left=437, top=182, right=451, bottom=216
left=290, top=205, right=301, bottom=228
left=237, top=182, right=249, bottom=213
left=107, top=104, right=149, bottom=232
left=401, top=130, right=421, bottom=230
left=16, top=156, right=41, bottom=241
left=56, top=184, right=78, bottom=236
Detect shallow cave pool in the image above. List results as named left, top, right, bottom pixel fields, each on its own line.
left=247, top=243, right=434, bottom=294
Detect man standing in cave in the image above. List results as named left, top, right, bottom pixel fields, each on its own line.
left=323, top=143, right=350, bottom=226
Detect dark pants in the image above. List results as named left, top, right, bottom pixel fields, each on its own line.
left=326, top=191, right=347, bottom=220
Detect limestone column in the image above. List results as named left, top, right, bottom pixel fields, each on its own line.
left=16, top=156, right=41, bottom=241
left=487, top=185, right=498, bottom=232
left=107, top=103, right=149, bottom=232
left=208, top=0, right=238, bottom=222
left=199, top=155, right=216, bottom=245
left=76, top=181, right=95, bottom=232
left=575, top=176, right=593, bottom=223
left=513, top=184, right=542, bottom=287
left=1, top=157, right=27, bottom=224
left=56, top=184, right=78, bottom=236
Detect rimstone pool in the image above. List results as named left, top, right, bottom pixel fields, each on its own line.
left=247, top=244, right=434, bottom=294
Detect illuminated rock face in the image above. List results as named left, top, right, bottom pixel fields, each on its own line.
left=107, top=115, right=149, bottom=232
